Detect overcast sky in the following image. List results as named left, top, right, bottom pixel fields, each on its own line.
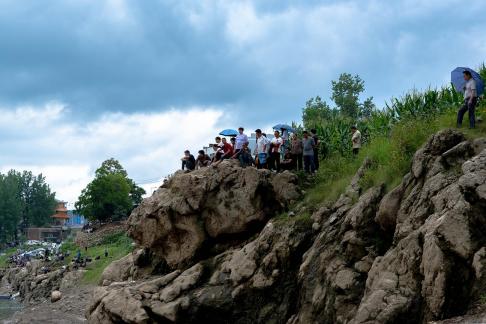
left=1, top=0, right=485, bottom=205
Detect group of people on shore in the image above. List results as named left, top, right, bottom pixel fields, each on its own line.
left=181, top=126, right=362, bottom=174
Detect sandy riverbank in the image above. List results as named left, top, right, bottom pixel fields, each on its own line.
left=1, top=285, right=93, bottom=324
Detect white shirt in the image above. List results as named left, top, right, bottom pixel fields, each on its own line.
left=352, top=130, right=361, bottom=149
left=271, top=137, right=283, bottom=153
left=255, top=136, right=269, bottom=154
left=465, top=78, right=477, bottom=99
left=235, top=133, right=249, bottom=150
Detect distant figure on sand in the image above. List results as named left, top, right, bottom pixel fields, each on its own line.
left=457, top=70, right=478, bottom=129
left=351, top=126, right=361, bottom=155
left=181, top=150, right=196, bottom=171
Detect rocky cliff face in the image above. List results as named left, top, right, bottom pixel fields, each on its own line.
left=87, top=130, right=486, bottom=324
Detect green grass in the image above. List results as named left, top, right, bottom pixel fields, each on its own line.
left=305, top=108, right=486, bottom=208
left=0, top=247, right=18, bottom=268
left=61, top=232, right=134, bottom=284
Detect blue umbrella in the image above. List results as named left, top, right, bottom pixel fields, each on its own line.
left=451, top=67, right=484, bottom=96
left=273, top=124, right=295, bottom=133
left=219, top=129, right=238, bottom=136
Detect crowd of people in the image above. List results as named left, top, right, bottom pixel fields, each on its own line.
left=181, top=126, right=362, bottom=174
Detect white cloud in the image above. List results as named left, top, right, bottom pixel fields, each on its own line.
left=0, top=103, right=225, bottom=205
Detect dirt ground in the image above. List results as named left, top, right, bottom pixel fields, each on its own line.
left=2, top=285, right=94, bottom=324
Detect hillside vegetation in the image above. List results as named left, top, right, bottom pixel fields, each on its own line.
left=304, top=65, right=486, bottom=208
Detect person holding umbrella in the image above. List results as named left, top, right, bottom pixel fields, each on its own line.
left=457, top=70, right=478, bottom=128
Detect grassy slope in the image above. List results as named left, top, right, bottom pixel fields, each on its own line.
left=61, top=232, right=133, bottom=284
left=0, top=232, right=133, bottom=285
left=0, top=247, right=18, bottom=268
left=305, top=108, right=486, bottom=208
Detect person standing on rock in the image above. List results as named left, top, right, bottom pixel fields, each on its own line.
left=457, top=70, right=478, bottom=129
left=302, top=131, right=316, bottom=174
left=270, top=130, right=283, bottom=172
left=235, top=127, right=249, bottom=155
left=351, top=126, right=361, bottom=155
left=254, top=129, right=269, bottom=169
left=181, top=150, right=196, bottom=171
left=290, top=134, right=303, bottom=171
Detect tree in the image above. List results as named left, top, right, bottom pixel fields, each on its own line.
left=0, top=170, right=56, bottom=243
left=331, top=73, right=365, bottom=119
left=75, top=158, right=146, bottom=222
left=17, top=171, right=56, bottom=229
left=302, top=96, right=334, bottom=129
left=0, top=172, right=22, bottom=243
left=360, top=97, right=376, bottom=119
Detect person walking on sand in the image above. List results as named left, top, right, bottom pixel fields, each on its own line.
left=457, top=70, right=478, bottom=129
left=351, top=126, right=361, bottom=155
left=302, top=131, right=315, bottom=174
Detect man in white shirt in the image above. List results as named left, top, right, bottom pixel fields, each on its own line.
left=457, top=70, right=478, bottom=129
left=270, top=131, right=284, bottom=172
left=254, top=129, right=269, bottom=169
left=351, top=126, right=361, bottom=155
left=235, top=127, right=249, bottom=154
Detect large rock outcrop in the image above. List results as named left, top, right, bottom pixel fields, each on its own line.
left=88, top=218, right=313, bottom=323
left=88, top=130, right=486, bottom=324
left=127, top=159, right=300, bottom=269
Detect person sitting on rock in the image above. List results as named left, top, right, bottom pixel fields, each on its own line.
left=235, top=142, right=254, bottom=168
left=212, top=138, right=234, bottom=167
left=221, top=138, right=234, bottom=160
left=280, top=148, right=295, bottom=170
left=196, top=150, right=211, bottom=169
left=211, top=137, right=224, bottom=163
left=181, top=150, right=196, bottom=171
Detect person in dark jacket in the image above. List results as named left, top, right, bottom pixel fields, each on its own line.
left=181, top=150, right=196, bottom=171
left=196, top=150, right=211, bottom=168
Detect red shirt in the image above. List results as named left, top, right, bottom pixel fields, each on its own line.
left=223, top=143, right=233, bottom=157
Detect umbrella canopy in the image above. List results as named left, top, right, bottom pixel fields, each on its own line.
left=451, top=67, right=484, bottom=96
left=272, top=124, right=295, bottom=133
left=219, top=129, right=238, bottom=137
